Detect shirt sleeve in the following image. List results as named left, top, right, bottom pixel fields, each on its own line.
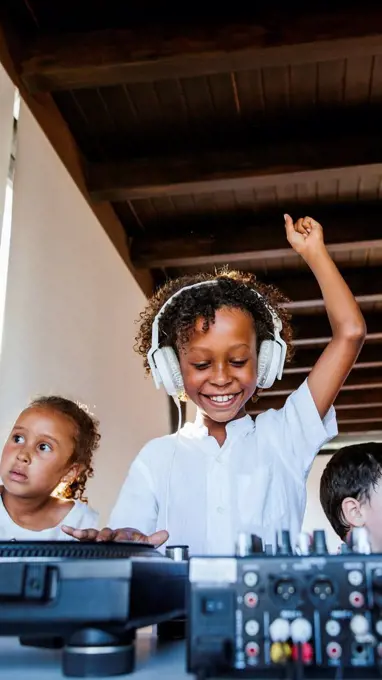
left=108, top=455, right=158, bottom=535
left=271, top=377, right=338, bottom=479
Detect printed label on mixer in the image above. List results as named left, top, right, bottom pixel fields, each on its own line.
left=189, top=558, right=237, bottom=583
left=280, top=610, right=303, bottom=619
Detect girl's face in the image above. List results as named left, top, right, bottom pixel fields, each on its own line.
left=0, top=407, right=78, bottom=499
left=179, top=307, right=258, bottom=424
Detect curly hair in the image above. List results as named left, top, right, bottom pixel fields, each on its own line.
left=135, top=268, right=294, bottom=375
left=29, top=396, right=101, bottom=502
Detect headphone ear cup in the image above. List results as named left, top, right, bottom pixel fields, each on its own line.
left=257, top=340, right=281, bottom=390
left=153, top=346, right=185, bottom=397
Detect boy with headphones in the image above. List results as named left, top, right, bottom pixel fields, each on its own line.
left=63, top=215, right=366, bottom=553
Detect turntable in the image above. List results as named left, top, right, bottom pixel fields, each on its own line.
left=0, top=540, right=188, bottom=677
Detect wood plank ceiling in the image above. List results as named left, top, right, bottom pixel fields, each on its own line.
left=1, top=0, right=382, bottom=449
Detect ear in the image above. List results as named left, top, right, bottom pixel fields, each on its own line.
left=341, top=496, right=365, bottom=529
left=60, top=463, right=83, bottom=485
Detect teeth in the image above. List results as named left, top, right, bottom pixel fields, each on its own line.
left=210, top=395, right=234, bottom=403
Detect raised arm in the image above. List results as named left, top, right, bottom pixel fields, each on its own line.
left=284, top=214, right=366, bottom=418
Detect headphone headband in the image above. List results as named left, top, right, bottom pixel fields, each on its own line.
left=150, top=279, right=282, bottom=351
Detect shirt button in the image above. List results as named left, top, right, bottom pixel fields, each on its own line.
left=217, top=506, right=224, bottom=514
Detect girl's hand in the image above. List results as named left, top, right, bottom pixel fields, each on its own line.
left=284, top=214, right=326, bottom=261
left=61, top=524, right=169, bottom=547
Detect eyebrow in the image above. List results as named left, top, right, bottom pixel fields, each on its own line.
left=12, top=426, right=60, bottom=446
left=188, top=343, right=251, bottom=352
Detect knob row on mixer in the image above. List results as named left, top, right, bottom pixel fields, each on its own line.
left=236, top=527, right=372, bottom=556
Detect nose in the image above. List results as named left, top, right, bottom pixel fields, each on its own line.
left=16, top=447, right=31, bottom=464
left=210, top=363, right=233, bottom=387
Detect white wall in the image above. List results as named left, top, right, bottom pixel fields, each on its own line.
left=0, top=102, right=169, bottom=524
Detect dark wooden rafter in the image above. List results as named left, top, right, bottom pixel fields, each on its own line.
left=260, top=366, right=382, bottom=397
left=19, top=7, right=382, bottom=91
left=262, top=266, right=382, bottom=310
left=87, top=151, right=382, bottom=203
left=285, top=344, right=382, bottom=374
left=250, top=388, right=382, bottom=414
left=130, top=205, right=382, bottom=268
left=291, top=312, right=381, bottom=347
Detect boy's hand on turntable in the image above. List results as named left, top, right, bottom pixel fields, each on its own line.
left=61, top=525, right=169, bottom=547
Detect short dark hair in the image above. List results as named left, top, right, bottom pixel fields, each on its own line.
left=320, top=443, right=382, bottom=540
left=135, top=268, right=293, bottom=374
left=29, top=396, right=101, bottom=502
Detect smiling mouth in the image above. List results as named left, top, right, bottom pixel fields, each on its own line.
left=201, top=392, right=243, bottom=407
left=8, top=469, right=28, bottom=482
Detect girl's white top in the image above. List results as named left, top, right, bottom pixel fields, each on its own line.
left=0, top=496, right=99, bottom=540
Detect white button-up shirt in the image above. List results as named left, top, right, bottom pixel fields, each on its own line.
left=109, top=379, right=337, bottom=554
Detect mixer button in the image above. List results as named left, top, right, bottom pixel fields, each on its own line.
left=290, top=618, right=312, bottom=643
left=269, top=618, right=290, bottom=643
left=376, top=620, right=382, bottom=636
left=350, top=614, right=369, bottom=636
left=325, top=620, right=341, bottom=637
left=244, top=571, right=258, bottom=587
left=348, top=570, right=363, bottom=587
left=245, top=620, right=259, bottom=636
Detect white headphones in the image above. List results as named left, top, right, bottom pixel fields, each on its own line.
left=147, top=281, right=287, bottom=398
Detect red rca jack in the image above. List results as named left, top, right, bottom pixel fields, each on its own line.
left=349, top=591, right=365, bottom=608
left=292, top=643, right=314, bottom=664
left=245, top=641, right=260, bottom=658
left=326, top=642, right=342, bottom=660
left=244, top=592, right=258, bottom=608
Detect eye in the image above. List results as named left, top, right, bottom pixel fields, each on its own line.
left=230, top=359, right=248, bottom=367
left=192, top=362, right=210, bottom=370
left=38, top=442, right=53, bottom=453
left=12, top=434, right=25, bottom=444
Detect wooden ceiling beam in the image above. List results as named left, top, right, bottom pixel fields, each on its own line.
left=261, top=266, right=382, bottom=309
left=19, top=7, right=382, bottom=91
left=131, top=206, right=382, bottom=268
left=285, top=344, right=382, bottom=375
left=291, top=312, right=382, bottom=348
left=88, top=152, right=382, bottom=202
left=250, top=388, right=382, bottom=414
left=338, top=422, right=382, bottom=434
left=263, top=365, right=382, bottom=396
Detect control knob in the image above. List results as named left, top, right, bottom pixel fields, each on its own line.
left=349, top=528, right=371, bottom=554
left=165, top=545, right=189, bottom=561
left=277, top=530, right=292, bottom=555
left=236, top=533, right=252, bottom=557
left=312, top=530, right=328, bottom=555
left=296, top=533, right=312, bottom=556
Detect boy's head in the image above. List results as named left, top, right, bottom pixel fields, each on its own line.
left=135, top=269, right=293, bottom=424
left=320, top=443, right=382, bottom=551
left=0, top=396, right=100, bottom=502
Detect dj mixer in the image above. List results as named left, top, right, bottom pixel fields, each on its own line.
left=188, top=529, right=382, bottom=679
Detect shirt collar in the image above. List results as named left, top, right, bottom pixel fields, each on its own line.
left=189, top=408, right=255, bottom=439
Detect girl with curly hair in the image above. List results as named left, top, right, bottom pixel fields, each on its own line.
left=65, top=215, right=365, bottom=554
left=0, top=396, right=100, bottom=540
